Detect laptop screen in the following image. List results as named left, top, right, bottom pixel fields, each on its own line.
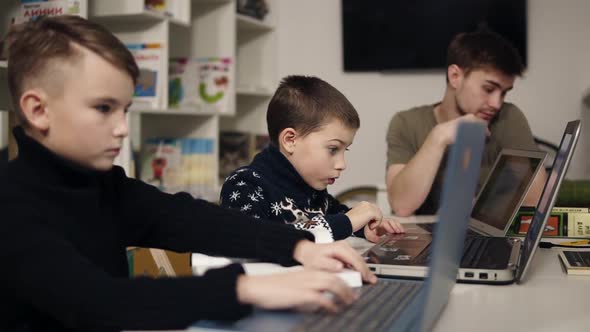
left=517, top=121, right=580, bottom=281
left=471, top=153, right=543, bottom=231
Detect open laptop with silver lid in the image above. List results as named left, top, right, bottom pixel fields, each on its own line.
left=365, top=147, right=545, bottom=279
left=366, top=120, right=581, bottom=285
left=459, top=120, right=581, bottom=284
left=189, top=122, right=486, bottom=332
left=514, top=120, right=581, bottom=283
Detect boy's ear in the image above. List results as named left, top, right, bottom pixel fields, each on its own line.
left=279, top=127, right=298, bottom=154
left=20, top=89, right=50, bottom=132
left=447, top=64, right=464, bottom=89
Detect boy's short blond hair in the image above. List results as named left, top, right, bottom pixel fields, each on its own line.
left=5, top=15, right=139, bottom=126
left=267, top=75, right=360, bottom=147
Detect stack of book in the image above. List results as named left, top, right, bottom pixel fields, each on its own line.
left=508, top=206, right=590, bottom=238
left=169, top=57, right=233, bottom=113
left=138, top=137, right=216, bottom=200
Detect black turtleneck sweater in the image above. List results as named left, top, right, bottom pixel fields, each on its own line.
left=0, top=128, right=314, bottom=332
left=220, top=145, right=363, bottom=241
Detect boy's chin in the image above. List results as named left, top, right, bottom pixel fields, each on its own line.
left=89, top=161, right=116, bottom=172
left=310, top=183, right=328, bottom=191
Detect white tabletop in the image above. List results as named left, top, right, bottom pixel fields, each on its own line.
left=348, top=216, right=590, bottom=332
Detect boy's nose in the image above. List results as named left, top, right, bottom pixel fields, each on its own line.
left=113, top=115, right=129, bottom=138
left=335, top=156, right=347, bottom=171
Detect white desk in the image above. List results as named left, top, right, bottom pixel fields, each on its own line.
left=434, top=248, right=590, bottom=331
left=348, top=215, right=590, bottom=332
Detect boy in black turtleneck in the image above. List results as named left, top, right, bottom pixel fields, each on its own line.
left=220, top=76, right=404, bottom=243
left=0, top=16, right=377, bottom=332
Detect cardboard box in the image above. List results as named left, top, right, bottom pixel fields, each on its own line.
left=127, top=247, right=192, bottom=277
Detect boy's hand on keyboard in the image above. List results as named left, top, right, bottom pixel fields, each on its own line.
left=345, top=201, right=383, bottom=232
left=236, top=270, right=357, bottom=313
left=293, top=240, right=377, bottom=284
left=364, top=218, right=405, bottom=243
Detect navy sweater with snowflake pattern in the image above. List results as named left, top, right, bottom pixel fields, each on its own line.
left=220, top=145, right=364, bottom=241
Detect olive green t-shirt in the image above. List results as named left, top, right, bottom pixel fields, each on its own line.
left=386, top=102, right=538, bottom=215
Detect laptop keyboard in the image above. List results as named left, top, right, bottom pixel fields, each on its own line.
left=412, top=236, right=491, bottom=266
left=460, top=236, right=491, bottom=266
left=292, top=280, right=421, bottom=332
left=563, top=251, right=590, bottom=266
left=419, top=222, right=478, bottom=237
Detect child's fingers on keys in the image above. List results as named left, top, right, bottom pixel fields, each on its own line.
left=368, top=218, right=382, bottom=230
left=297, top=291, right=337, bottom=313
left=335, top=243, right=376, bottom=284
left=379, top=220, right=397, bottom=234
left=321, top=275, right=357, bottom=306
left=388, top=219, right=405, bottom=233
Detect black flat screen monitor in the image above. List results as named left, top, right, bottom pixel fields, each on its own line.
left=342, top=0, right=527, bottom=71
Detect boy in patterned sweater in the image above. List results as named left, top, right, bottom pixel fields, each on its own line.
left=220, top=76, right=404, bottom=242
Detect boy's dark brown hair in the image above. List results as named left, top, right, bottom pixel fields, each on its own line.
left=5, top=15, right=139, bottom=126
left=267, top=75, right=360, bottom=147
left=446, top=28, right=525, bottom=81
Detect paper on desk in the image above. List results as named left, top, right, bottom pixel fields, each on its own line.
left=191, top=253, right=304, bottom=276
left=242, top=263, right=303, bottom=275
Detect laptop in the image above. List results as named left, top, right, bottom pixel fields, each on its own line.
left=189, top=122, right=486, bottom=332
left=366, top=120, right=581, bottom=285
left=418, top=148, right=546, bottom=236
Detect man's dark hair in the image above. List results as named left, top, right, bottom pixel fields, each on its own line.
left=446, top=28, right=524, bottom=80
left=267, top=75, right=360, bottom=146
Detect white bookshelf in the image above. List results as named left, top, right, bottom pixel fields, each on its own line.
left=0, top=0, right=278, bottom=200
left=222, top=0, right=277, bottom=136
left=236, top=13, right=274, bottom=31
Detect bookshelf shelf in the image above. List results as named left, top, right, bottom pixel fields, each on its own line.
left=236, top=14, right=274, bottom=32
left=91, top=11, right=190, bottom=28
left=90, top=0, right=190, bottom=26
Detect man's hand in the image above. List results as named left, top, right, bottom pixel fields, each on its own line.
left=432, top=114, right=489, bottom=147
left=237, top=270, right=358, bottom=313
left=293, top=240, right=377, bottom=284
left=364, top=218, right=405, bottom=243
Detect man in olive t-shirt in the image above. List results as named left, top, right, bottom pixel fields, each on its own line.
left=385, top=29, right=547, bottom=216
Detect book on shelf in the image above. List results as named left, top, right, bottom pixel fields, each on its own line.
left=218, top=131, right=267, bottom=182
left=169, top=57, right=233, bottom=113
left=139, top=137, right=216, bottom=200
left=507, top=206, right=590, bottom=238
left=144, top=0, right=178, bottom=17
left=126, top=43, right=163, bottom=109
left=139, top=138, right=183, bottom=193
left=15, top=0, right=81, bottom=24
left=558, top=249, right=590, bottom=275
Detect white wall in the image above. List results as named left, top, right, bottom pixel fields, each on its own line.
left=274, top=0, right=590, bottom=195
